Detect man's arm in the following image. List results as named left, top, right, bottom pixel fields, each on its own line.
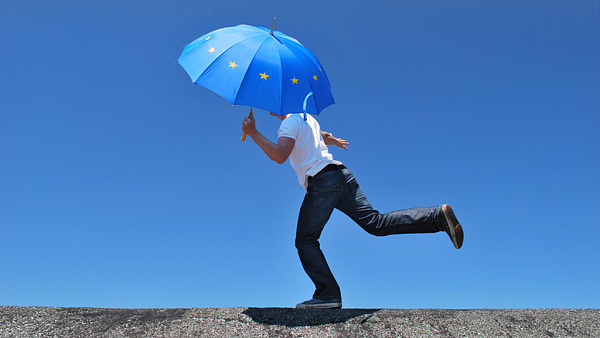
left=242, top=115, right=295, bottom=164
left=321, top=131, right=349, bottom=151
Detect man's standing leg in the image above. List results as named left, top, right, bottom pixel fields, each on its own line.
left=295, top=171, right=344, bottom=309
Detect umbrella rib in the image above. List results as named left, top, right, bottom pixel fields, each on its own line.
left=233, top=36, right=275, bottom=109
left=277, top=44, right=284, bottom=115
left=282, top=43, right=321, bottom=113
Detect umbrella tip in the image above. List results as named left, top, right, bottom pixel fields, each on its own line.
left=270, top=17, right=276, bottom=35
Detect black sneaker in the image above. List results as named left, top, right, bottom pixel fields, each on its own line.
left=439, top=204, right=464, bottom=249
left=296, top=298, right=342, bottom=309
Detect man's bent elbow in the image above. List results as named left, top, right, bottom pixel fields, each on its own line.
left=274, top=157, right=287, bottom=165
left=268, top=153, right=287, bottom=164
left=273, top=149, right=291, bottom=164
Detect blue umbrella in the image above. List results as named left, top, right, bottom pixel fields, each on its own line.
left=177, top=22, right=335, bottom=120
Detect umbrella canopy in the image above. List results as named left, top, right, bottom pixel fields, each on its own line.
left=177, top=24, right=334, bottom=116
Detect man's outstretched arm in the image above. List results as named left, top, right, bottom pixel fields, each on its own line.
left=321, top=131, right=349, bottom=150
left=242, top=115, right=295, bottom=164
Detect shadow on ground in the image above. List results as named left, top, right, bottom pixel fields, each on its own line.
left=242, top=307, right=380, bottom=327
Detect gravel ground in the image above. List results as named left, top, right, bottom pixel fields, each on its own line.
left=1, top=307, right=598, bottom=337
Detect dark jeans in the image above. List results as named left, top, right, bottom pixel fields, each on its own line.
left=295, top=167, right=443, bottom=301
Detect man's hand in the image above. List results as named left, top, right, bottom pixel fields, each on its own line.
left=242, top=113, right=257, bottom=136
left=321, top=131, right=349, bottom=150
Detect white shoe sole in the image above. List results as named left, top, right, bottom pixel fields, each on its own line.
left=442, top=204, right=462, bottom=249
left=296, top=302, right=342, bottom=309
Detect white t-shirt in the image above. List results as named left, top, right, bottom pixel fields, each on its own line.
left=278, top=113, right=343, bottom=190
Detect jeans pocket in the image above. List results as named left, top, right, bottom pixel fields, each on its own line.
left=308, top=171, right=342, bottom=193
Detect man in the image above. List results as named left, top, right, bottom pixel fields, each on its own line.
left=241, top=112, right=464, bottom=309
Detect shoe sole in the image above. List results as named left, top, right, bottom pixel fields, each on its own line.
left=296, top=303, right=342, bottom=309
left=442, top=204, right=463, bottom=249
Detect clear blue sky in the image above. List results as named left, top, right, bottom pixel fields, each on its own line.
left=1, top=0, right=599, bottom=309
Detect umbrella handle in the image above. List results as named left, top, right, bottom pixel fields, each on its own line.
left=241, top=108, right=254, bottom=141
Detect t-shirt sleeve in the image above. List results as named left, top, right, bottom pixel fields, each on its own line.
left=278, top=116, right=299, bottom=140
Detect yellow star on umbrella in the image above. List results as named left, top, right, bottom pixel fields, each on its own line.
left=208, top=47, right=215, bottom=53
left=260, top=72, right=269, bottom=80
left=291, top=78, right=299, bottom=84
left=205, top=36, right=211, bottom=41
left=313, top=75, right=318, bottom=81
left=229, top=62, right=238, bottom=69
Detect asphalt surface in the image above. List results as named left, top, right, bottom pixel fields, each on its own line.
left=1, top=307, right=598, bottom=337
